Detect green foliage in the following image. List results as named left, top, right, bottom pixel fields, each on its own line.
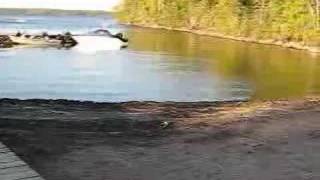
left=118, top=0, right=320, bottom=45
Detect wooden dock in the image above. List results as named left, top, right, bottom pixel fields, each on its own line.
left=0, top=142, right=44, bottom=180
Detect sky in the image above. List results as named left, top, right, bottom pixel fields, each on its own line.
left=0, top=0, right=121, bottom=11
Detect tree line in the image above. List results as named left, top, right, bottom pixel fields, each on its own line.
left=118, top=0, right=320, bottom=45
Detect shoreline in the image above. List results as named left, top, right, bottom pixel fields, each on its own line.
left=1, top=97, right=319, bottom=130
left=1, top=97, right=320, bottom=179
left=128, top=23, right=320, bottom=54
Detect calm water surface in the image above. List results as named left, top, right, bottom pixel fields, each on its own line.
left=1, top=14, right=320, bottom=102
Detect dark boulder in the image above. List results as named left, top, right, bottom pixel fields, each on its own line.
left=112, top=33, right=129, bottom=43
left=0, top=35, right=17, bottom=48
left=61, top=35, right=78, bottom=48
left=16, top=32, right=22, bottom=37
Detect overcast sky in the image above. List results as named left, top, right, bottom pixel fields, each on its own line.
left=0, top=0, right=121, bottom=11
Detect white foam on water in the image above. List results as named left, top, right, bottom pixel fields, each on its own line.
left=14, top=19, right=27, bottom=23
left=72, top=36, right=126, bottom=54
left=1, top=27, right=122, bottom=36
left=0, top=18, right=27, bottom=23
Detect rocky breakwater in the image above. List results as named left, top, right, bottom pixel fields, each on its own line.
left=0, top=35, right=19, bottom=48
left=0, top=32, right=78, bottom=49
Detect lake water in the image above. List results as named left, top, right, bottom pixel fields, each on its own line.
left=1, top=13, right=320, bottom=102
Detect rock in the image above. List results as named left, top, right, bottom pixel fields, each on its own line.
left=1, top=32, right=78, bottom=48
left=160, top=121, right=172, bottom=129
left=0, top=35, right=16, bottom=48
left=16, top=32, right=22, bottom=37
left=61, top=35, right=78, bottom=48
left=112, top=33, right=129, bottom=43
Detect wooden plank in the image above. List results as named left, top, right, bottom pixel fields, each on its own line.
left=24, top=177, right=44, bottom=180
left=0, top=148, right=10, bottom=153
left=0, top=165, right=31, bottom=175
left=0, top=170, right=39, bottom=180
left=0, top=154, right=20, bottom=163
left=23, top=177, right=44, bottom=180
left=0, top=142, right=44, bottom=180
left=0, top=143, right=6, bottom=149
left=0, top=152, right=17, bottom=158
left=0, top=161, right=26, bottom=169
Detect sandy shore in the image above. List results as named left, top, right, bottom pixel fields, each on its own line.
left=1, top=98, right=320, bottom=179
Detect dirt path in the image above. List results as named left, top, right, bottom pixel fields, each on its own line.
left=0, top=98, right=320, bottom=180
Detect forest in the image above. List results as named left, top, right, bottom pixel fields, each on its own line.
left=118, top=0, right=320, bottom=46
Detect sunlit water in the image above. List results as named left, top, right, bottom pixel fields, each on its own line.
left=0, top=13, right=120, bottom=34
left=1, top=13, right=320, bottom=102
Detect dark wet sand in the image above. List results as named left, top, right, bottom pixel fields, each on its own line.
left=1, top=98, right=320, bottom=180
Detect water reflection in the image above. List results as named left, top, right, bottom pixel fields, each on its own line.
left=1, top=26, right=319, bottom=102
left=0, top=46, right=250, bottom=102
left=128, top=27, right=320, bottom=100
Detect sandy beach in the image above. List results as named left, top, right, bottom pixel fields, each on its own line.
left=1, top=98, right=320, bottom=179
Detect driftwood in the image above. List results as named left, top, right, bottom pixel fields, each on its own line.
left=93, top=29, right=129, bottom=43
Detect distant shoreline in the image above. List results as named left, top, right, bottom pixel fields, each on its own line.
left=0, top=8, right=110, bottom=16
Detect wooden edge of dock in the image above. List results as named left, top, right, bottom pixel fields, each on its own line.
left=0, top=142, right=44, bottom=180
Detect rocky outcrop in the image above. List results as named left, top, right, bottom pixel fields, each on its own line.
left=60, top=33, right=78, bottom=48
left=1, top=30, right=128, bottom=49
left=0, top=35, right=18, bottom=48
left=112, top=33, right=129, bottom=43
left=0, top=33, right=78, bottom=48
